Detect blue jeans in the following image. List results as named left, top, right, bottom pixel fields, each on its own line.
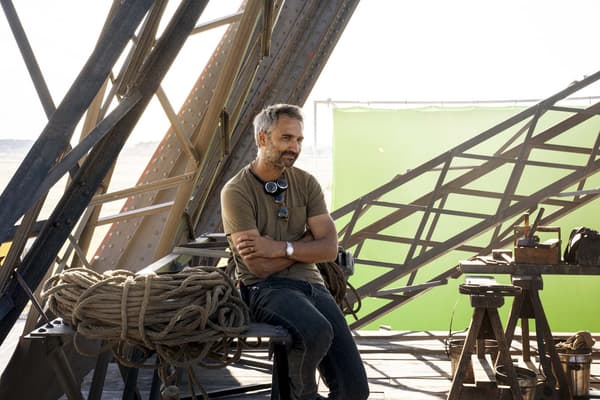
left=241, top=278, right=369, bottom=400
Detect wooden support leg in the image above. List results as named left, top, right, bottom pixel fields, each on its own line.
left=148, top=368, right=162, bottom=400
left=118, top=346, right=144, bottom=400
left=49, top=338, right=85, bottom=400
left=447, top=304, right=523, bottom=400
left=504, top=294, right=524, bottom=346
left=521, top=318, right=530, bottom=362
left=88, top=349, right=112, bottom=400
left=529, top=290, right=572, bottom=399
left=486, top=307, right=523, bottom=400
left=121, top=364, right=141, bottom=400
left=447, top=307, right=485, bottom=400
left=507, top=276, right=572, bottom=399
left=271, top=342, right=290, bottom=400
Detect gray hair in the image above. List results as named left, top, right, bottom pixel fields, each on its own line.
left=253, top=104, right=304, bottom=145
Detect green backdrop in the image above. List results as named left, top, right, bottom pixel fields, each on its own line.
left=332, top=106, right=600, bottom=332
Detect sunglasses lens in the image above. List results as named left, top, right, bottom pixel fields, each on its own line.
left=277, top=177, right=288, bottom=190
left=264, top=181, right=278, bottom=194
left=278, top=207, right=289, bottom=220
left=274, top=192, right=285, bottom=204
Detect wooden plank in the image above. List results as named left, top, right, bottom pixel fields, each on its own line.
left=460, top=260, right=600, bottom=275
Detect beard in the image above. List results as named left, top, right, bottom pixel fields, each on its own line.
left=264, top=147, right=298, bottom=169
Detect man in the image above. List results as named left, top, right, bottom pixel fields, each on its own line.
left=220, top=104, right=369, bottom=400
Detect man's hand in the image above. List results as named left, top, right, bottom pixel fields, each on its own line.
left=229, top=216, right=336, bottom=279
left=230, top=230, right=293, bottom=278
left=234, top=232, right=283, bottom=260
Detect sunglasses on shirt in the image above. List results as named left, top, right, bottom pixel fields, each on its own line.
left=274, top=191, right=288, bottom=220
left=264, top=176, right=288, bottom=195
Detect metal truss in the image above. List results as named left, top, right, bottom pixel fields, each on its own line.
left=0, top=1, right=359, bottom=397
left=331, top=72, right=600, bottom=329
left=93, top=0, right=360, bottom=272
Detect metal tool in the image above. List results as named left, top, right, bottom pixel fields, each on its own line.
left=518, top=207, right=544, bottom=247
left=492, top=249, right=513, bottom=264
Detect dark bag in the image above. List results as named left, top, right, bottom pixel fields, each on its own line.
left=563, top=227, right=600, bottom=265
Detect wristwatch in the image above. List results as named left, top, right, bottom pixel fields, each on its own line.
left=285, top=241, right=294, bottom=257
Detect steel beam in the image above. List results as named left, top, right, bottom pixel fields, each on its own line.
left=0, top=0, right=154, bottom=243
left=0, top=0, right=207, bottom=346
left=192, top=0, right=361, bottom=237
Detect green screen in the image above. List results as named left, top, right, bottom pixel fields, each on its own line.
left=332, top=106, right=600, bottom=332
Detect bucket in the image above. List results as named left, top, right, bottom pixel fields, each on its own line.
left=447, top=339, right=498, bottom=383
left=495, top=365, right=537, bottom=400
left=558, top=350, right=592, bottom=397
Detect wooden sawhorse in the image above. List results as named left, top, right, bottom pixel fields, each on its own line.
left=504, top=275, right=571, bottom=399
left=447, top=281, right=523, bottom=400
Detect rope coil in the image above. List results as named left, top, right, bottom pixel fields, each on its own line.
left=41, top=266, right=249, bottom=369
left=316, top=261, right=361, bottom=318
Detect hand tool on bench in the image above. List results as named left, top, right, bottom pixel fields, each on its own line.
left=492, top=249, right=513, bottom=264
left=518, top=207, right=544, bottom=247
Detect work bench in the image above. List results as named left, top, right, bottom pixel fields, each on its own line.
left=460, top=261, right=600, bottom=276
left=455, top=259, right=600, bottom=399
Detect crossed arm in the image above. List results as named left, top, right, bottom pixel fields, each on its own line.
left=230, top=213, right=338, bottom=279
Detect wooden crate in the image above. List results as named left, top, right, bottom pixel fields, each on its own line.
left=514, top=245, right=561, bottom=264
left=514, top=226, right=562, bottom=265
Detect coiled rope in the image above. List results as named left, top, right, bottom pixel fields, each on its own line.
left=41, top=266, right=249, bottom=371
left=316, top=261, right=361, bottom=318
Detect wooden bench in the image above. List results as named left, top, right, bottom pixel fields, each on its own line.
left=156, top=233, right=358, bottom=399
left=135, top=234, right=293, bottom=399
left=25, top=234, right=293, bottom=399
left=26, top=318, right=292, bottom=400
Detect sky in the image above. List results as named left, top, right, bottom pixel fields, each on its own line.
left=313, top=0, right=600, bottom=102
left=2, top=1, right=600, bottom=147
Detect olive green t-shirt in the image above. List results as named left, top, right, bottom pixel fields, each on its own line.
left=221, top=165, right=329, bottom=286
